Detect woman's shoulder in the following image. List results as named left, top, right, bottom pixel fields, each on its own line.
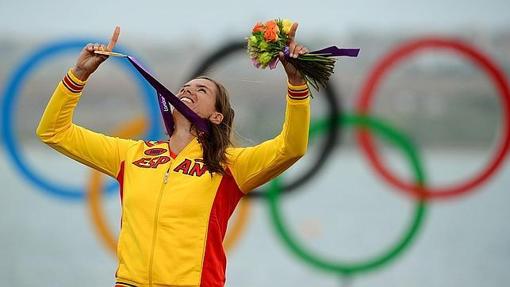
left=225, top=146, right=247, bottom=161
left=226, top=146, right=242, bottom=155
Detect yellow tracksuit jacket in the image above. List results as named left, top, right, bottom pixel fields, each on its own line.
left=36, top=70, right=310, bottom=287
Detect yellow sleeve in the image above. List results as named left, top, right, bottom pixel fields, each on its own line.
left=36, top=69, right=139, bottom=178
left=228, top=83, right=310, bottom=193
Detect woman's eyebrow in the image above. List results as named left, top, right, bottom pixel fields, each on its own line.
left=196, top=84, right=211, bottom=91
left=182, top=84, right=211, bottom=91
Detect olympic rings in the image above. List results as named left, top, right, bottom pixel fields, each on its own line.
left=87, top=117, right=252, bottom=255
left=4, top=36, right=508, bottom=280
left=356, top=37, right=510, bottom=200
left=0, top=39, right=161, bottom=200
left=187, top=41, right=342, bottom=199
left=268, top=114, right=427, bottom=276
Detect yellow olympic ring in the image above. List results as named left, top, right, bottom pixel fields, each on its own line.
left=86, top=117, right=252, bottom=255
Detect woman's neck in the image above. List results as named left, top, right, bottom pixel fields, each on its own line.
left=169, top=112, right=195, bottom=154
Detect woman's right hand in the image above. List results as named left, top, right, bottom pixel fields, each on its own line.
left=72, top=26, right=120, bottom=81
left=278, top=23, right=308, bottom=86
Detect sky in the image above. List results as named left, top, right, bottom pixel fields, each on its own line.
left=1, top=0, right=509, bottom=44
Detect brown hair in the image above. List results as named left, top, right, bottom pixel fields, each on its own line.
left=195, top=76, right=235, bottom=175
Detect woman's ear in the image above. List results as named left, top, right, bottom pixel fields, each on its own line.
left=209, top=112, right=224, bottom=125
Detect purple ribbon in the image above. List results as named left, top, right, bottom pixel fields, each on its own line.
left=308, top=46, right=360, bottom=57
left=126, top=56, right=210, bottom=137
left=267, top=46, right=360, bottom=70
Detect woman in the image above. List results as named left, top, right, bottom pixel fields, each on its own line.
left=37, top=24, right=310, bottom=287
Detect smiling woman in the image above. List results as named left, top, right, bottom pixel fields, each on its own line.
left=172, top=76, right=234, bottom=175
left=36, top=25, right=311, bottom=287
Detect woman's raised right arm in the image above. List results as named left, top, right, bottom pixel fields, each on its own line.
left=36, top=27, right=139, bottom=178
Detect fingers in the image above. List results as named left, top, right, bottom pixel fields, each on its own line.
left=289, top=41, right=296, bottom=57
left=287, top=22, right=307, bottom=58
left=289, top=44, right=308, bottom=58
left=86, top=43, right=94, bottom=52
left=83, top=43, right=108, bottom=60
left=278, top=51, right=287, bottom=62
left=106, top=26, right=120, bottom=51
left=90, top=43, right=107, bottom=51
left=298, top=45, right=309, bottom=55
left=84, top=26, right=120, bottom=54
left=288, top=22, right=298, bottom=40
left=85, top=43, right=108, bottom=51
left=85, top=26, right=120, bottom=53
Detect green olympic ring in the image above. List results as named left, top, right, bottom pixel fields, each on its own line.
left=268, top=114, right=427, bottom=276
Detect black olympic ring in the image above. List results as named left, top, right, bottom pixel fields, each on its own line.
left=186, top=41, right=342, bottom=199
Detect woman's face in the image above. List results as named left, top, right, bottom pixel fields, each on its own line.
left=176, top=78, right=223, bottom=124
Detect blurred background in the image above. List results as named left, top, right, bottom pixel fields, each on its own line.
left=1, top=0, right=509, bottom=286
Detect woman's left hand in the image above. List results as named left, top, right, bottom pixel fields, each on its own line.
left=278, top=22, right=309, bottom=86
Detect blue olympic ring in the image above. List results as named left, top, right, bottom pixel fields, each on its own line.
left=0, top=39, right=161, bottom=201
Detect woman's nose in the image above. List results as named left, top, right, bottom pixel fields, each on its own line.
left=183, top=86, right=195, bottom=95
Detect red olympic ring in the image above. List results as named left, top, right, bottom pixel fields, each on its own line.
left=356, top=37, right=510, bottom=200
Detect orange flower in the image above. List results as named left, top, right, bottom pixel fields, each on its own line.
left=252, top=22, right=265, bottom=33
left=262, top=20, right=279, bottom=42
left=264, top=29, right=278, bottom=42
left=265, top=20, right=280, bottom=33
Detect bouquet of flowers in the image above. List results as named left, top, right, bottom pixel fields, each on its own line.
left=247, top=19, right=359, bottom=91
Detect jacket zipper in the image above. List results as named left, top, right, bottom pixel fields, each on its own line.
left=148, top=166, right=170, bottom=286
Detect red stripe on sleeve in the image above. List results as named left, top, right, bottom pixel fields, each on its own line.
left=62, top=74, right=84, bottom=93
left=288, top=88, right=309, bottom=99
